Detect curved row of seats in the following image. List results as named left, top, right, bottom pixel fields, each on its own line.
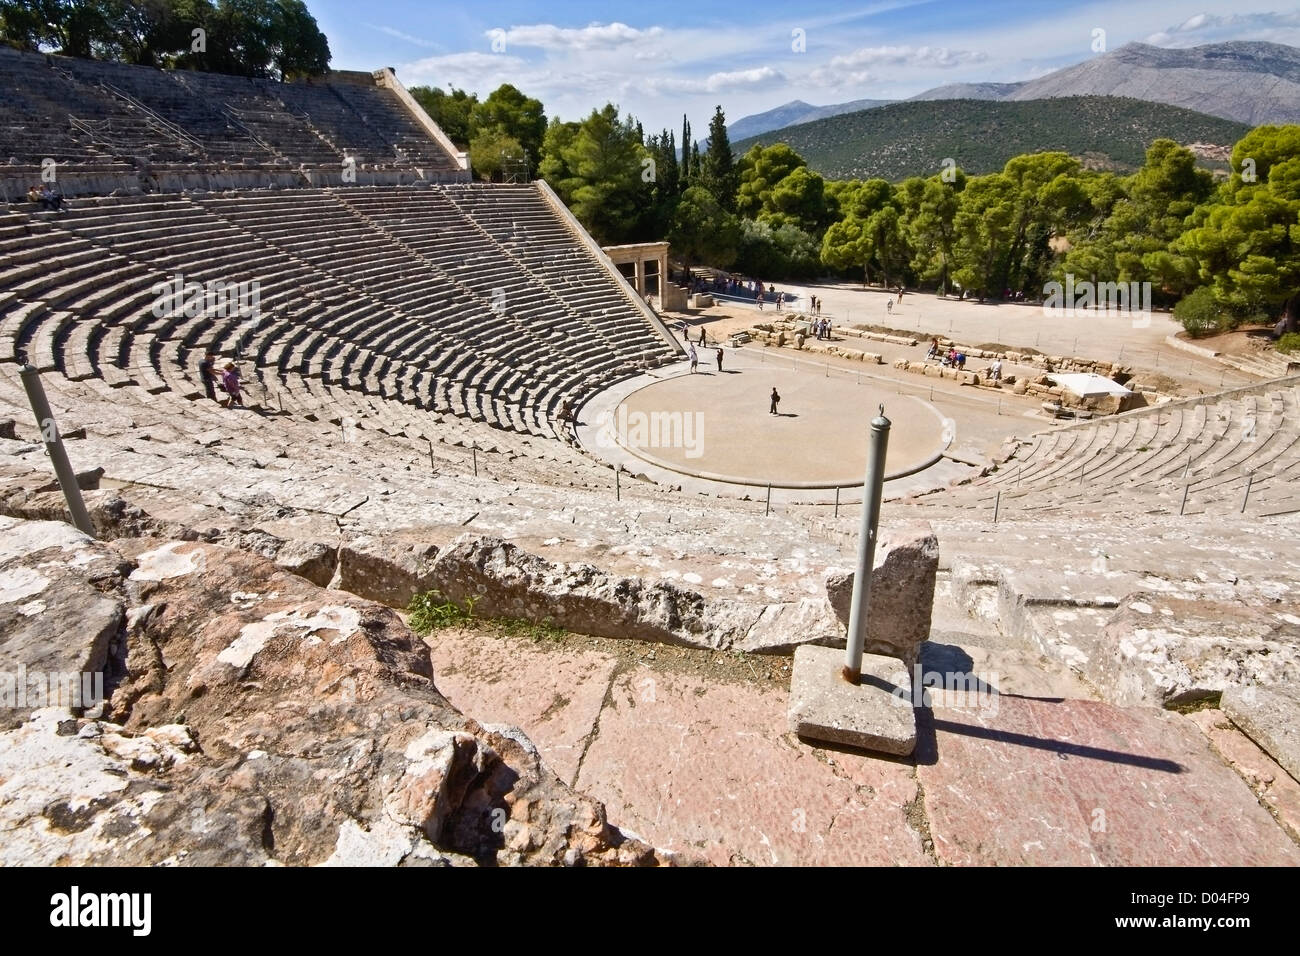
left=0, top=46, right=461, bottom=174
left=968, top=383, right=1300, bottom=516
left=1, top=184, right=678, bottom=452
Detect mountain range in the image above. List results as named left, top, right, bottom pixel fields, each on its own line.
left=731, top=96, right=1252, bottom=182
left=728, top=41, right=1300, bottom=140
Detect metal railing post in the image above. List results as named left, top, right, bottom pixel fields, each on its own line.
left=19, top=364, right=95, bottom=537
left=843, top=406, right=890, bottom=684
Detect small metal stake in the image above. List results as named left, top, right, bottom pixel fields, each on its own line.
left=765, top=482, right=771, bottom=516
left=616, top=467, right=621, bottom=501
left=993, top=490, right=1001, bottom=524
left=472, top=443, right=478, bottom=477
left=1241, top=472, right=1253, bottom=513
left=428, top=439, right=435, bottom=472
left=19, top=365, right=95, bottom=537
left=843, top=406, right=890, bottom=684
left=834, top=485, right=840, bottom=518
left=1180, top=483, right=1190, bottom=516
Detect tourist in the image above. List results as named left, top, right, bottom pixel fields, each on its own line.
left=775, top=291, right=783, bottom=312
left=198, top=351, right=219, bottom=401
left=221, top=362, right=243, bottom=408
left=927, top=338, right=940, bottom=360
left=988, top=359, right=1003, bottom=381
left=756, top=291, right=764, bottom=311
left=716, top=347, right=724, bottom=372
left=770, top=387, right=781, bottom=415
left=699, top=328, right=706, bottom=346
left=689, top=343, right=698, bottom=373
left=37, top=185, right=64, bottom=211
left=955, top=352, right=967, bottom=370
left=825, top=320, right=832, bottom=340
left=897, top=287, right=904, bottom=305
left=886, top=299, right=893, bottom=315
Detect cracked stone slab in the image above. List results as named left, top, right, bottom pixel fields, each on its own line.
left=424, top=628, right=618, bottom=788
left=917, top=695, right=1300, bottom=866
left=0, top=517, right=128, bottom=729
left=575, top=664, right=927, bottom=866
left=1186, top=708, right=1300, bottom=845
left=1221, top=684, right=1300, bottom=785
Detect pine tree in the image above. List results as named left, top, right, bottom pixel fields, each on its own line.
left=701, top=105, right=737, bottom=211
left=681, top=115, right=692, bottom=182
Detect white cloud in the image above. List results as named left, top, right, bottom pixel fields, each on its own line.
left=1145, top=11, right=1300, bottom=47
left=643, top=66, right=787, bottom=96
left=490, top=22, right=665, bottom=52
left=829, top=44, right=988, bottom=69
left=365, top=24, right=442, bottom=50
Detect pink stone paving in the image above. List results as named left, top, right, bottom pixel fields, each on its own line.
left=574, top=665, right=928, bottom=866
left=918, top=696, right=1300, bottom=866
left=423, top=631, right=1300, bottom=866
left=1186, top=709, right=1300, bottom=846
left=426, top=630, right=617, bottom=787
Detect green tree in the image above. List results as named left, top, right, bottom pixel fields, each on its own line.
left=643, top=128, right=680, bottom=236
left=907, top=172, right=965, bottom=295
left=469, top=84, right=545, bottom=175
left=762, top=165, right=828, bottom=234
left=409, top=85, right=479, bottom=148
left=735, top=142, right=806, bottom=218
left=820, top=178, right=907, bottom=286
left=1175, top=125, right=1300, bottom=331
left=670, top=185, right=740, bottom=270
left=680, top=115, right=692, bottom=183
left=951, top=173, right=1017, bottom=300
left=469, top=128, right=525, bottom=182
left=539, top=104, right=646, bottom=244
left=699, top=105, right=736, bottom=211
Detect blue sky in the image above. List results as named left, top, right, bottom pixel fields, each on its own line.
left=306, top=1, right=1300, bottom=132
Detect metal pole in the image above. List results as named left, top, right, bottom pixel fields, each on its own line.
left=19, top=364, right=95, bottom=537
left=1241, top=472, right=1253, bottom=513
left=843, top=406, right=890, bottom=684
left=472, top=443, right=478, bottom=477
left=1180, top=483, right=1190, bottom=516
left=428, top=439, right=435, bottom=472
left=616, top=467, right=620, bottom=501
left=993, top=490, right=1001, bottom=524
left=765, top=483, right=771, bottom=516
left=834, top=485, right=840, bottom=518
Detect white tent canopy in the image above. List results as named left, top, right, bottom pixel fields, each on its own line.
left=1047, top=373, right=1132, bottom=397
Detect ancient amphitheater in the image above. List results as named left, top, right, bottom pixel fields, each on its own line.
left=1, top=47, right=1298, bottom=867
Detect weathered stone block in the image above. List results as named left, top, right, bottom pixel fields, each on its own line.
left=825, top=523, right=939, bottom=668
left=787, top=644, right=916, bottom=755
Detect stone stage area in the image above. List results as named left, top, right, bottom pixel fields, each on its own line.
left=584, top=349, right=950, bottom=489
